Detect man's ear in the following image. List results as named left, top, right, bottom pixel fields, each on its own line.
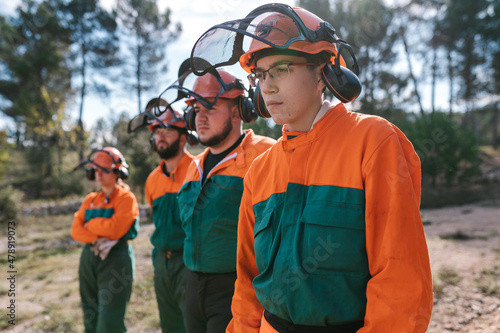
left=230, top=102, right=241, bottom=121
left=317, top=64, right=327, bottom=91
left=179, top=132, right=188, bottom=147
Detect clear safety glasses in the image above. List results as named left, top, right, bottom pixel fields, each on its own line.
left=247, top=62, right=318, bottom=87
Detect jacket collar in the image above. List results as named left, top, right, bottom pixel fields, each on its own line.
left=281, top=102, right=347, bottom=152
left=194, top=129, right=255, bottom=178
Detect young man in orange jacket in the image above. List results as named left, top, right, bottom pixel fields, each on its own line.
left=176, top=68, right=275, bottom=333
left=143, top=98, right=194, bottom=333
left=189, top=3, right=433, bottom=332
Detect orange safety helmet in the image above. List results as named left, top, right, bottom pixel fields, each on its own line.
left=90, top=147, right=128, bottom=172
left=145, top=98, right=186, bottom=132
left=185, top=68, right=245, bottom=106
left=239, top=7, right=343, bottom=73
left=189, top=3, right=361, bottom=105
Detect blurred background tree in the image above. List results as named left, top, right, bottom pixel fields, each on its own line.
left=60, top=0, right=121, bottom=160
left=116, top=0, right=182, bottom=114
left=0, top=0, right=499, bottom=209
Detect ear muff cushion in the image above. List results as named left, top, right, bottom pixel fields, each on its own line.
left=321, top=64, right=362, bottom=103
left=186, top=132, right=199, bottom=146
left=184, top=106, right=196, bottom=132
left=86, top=168, right=95, bottom=181
left=150, top=136, right=157, bottom=152
left=114, top=167, right=129, bottom=180
left=238, top=96, right=258, bottom=123
left=252, top=84, right=271, bottom=118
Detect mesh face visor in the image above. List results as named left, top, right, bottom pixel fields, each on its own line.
left=158, top=59, right=240, bottom=111
left=190, top=3, right=359, bottom=76
left=127, top=112, right=168, bottom=133
left=128, top=58, right=215, bottom=132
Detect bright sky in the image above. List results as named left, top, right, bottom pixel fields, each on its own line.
left=0, top=0, right=295, bottom=131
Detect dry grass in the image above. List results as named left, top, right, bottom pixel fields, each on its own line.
left=0, top=214, right=161, bottom=333
left=2, top=200, right=500, bottom=332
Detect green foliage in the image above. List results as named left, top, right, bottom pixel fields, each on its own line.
left=12, top=168, right=86, bottom=200
left=0, top=130, right=9, bottom=179
left=0, top=0, right=75, bottom=180
left=0, top=185, right=23, bottom=223
left=243, top=118, right=282, bottom=140
left=124, top=131, right=159, bottom=202
left=401, top=112, right=481, bottom=187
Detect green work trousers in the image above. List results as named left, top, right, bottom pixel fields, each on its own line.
left=153, top=249, right=188, bottom=333
left=79, top=243, right=135, bottom=333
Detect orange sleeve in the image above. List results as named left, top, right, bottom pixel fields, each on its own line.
left=360, top=132, right=433, bottom=332
left=71, top=196, right=99, bottom=244
left=84, top=192, right=139, bottom=240
left=227, top=176, right=264, bottom=333
left=145, top=177, right=153, bottom=207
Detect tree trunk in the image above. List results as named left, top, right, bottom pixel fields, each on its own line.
left=78, top=46, right=87, bottom=161
left=401, top=29, right=425, bottom=117
left=136, top=38, right=142, bottom=115
left=447, top=51, right=454, bottom=116
left=493, top=102, right=499, bottom=150
left=431, top=47, right=437, bottom=114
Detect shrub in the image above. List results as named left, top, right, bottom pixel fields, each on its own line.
left=0, top=185, right=23, bottom=224
left=401, top=112, right=481, bottom=187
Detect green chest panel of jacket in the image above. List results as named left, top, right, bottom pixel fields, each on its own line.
left=252, top=183, right=370, bottom=325
left=150, top=192, right=185, bottom=252
left=178, top=174, right=244, bottom=273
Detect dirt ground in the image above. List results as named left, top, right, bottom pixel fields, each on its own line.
left=422, top=200, right=500, bottom=333
left=2, top=200, right=500, bottom=332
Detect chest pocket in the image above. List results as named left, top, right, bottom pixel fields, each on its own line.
left=299, top=204, right=368, bottom=276
left=254, top=210, right=275, bottom=274
left=207, top=176, right=244, bottom=225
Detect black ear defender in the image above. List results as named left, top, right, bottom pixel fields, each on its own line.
left=185, top=131, right=199, bottom=146
left=184, top=106, right=197, bottom=132
left=150, top=135, right=157, bottom=152
left=86, top=168, right=96, bottom=181
left=233, top=79, right=258, bottom=124
left=250, top=84, right=271, bottom=118
left=321, top=63, right=361, bottom=103
left=114, top=167, right=129, bottom=180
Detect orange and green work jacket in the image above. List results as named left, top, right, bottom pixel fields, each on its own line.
left=177, top=129, right=275, bottom=273
left=71, top=185, right=140, bottom=244
left=146, top=153, right=194, bottom=253
left=228, top=103, right=433, bottom=332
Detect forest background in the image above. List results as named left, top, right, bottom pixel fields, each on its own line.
left=1, top=0, right=500, bottom=215
left=1, top=0, right=500, bottom=332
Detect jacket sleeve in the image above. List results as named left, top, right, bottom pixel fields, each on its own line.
left=360, top=131, right=433, bottom=332
left=84, top=192, right=139, bottom=240
left=71, top=196, right=99, bottom=244
left=145, top=176, right=153, bottom=207
left=227, top=176, right=264, bottom=332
